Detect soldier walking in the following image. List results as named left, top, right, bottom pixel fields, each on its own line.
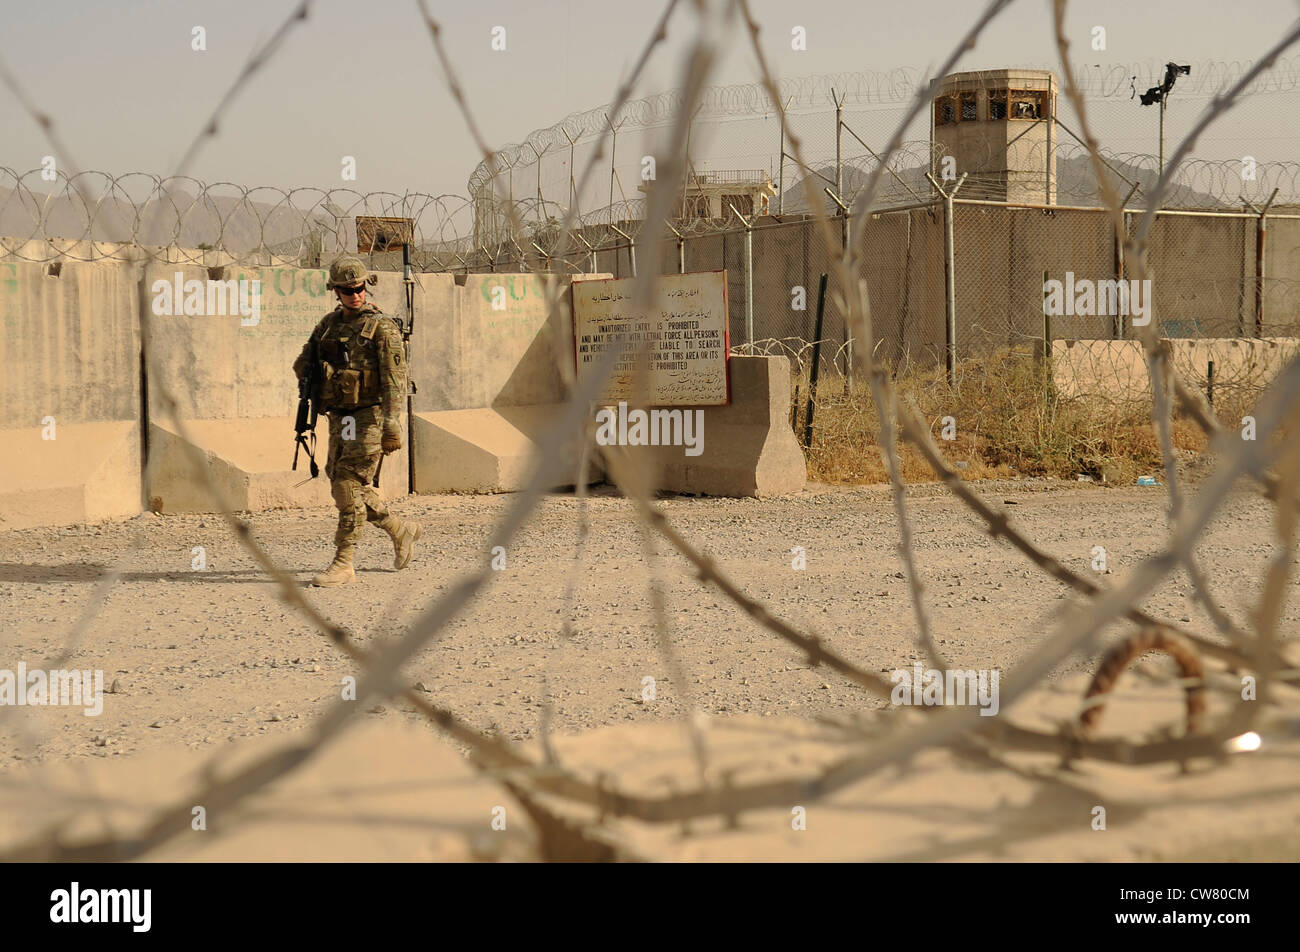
left=293, top=255, right=421, bottom=586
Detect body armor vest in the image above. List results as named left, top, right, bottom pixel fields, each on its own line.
left=317, top=309, right=388, bottom=411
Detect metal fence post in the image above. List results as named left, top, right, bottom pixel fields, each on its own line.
left=610, top=224, right=635, bottom=278
left=944, top=190, right=957, bottom=384
left=927, top=171, right=966, bottom=386
left=744, top=222, right=753, bottom=350
left=729, top=202, right=754, bottom=351
left=1115, top=183, right=1139, bottom=339
left=1041, top=265, right=1058, bottom=404
left=1242, top=187, right=1279, bottom=337
left=777, top=95, right=792, bottom=216
left=803, top=273, right=829, bottom=448
left=844, top=211, right=854, bottom=394
left=574, top=233, right=596, bottom=274
left=1113, top=213, right=1125, bottom=340
left=667, top=222, right=685, bottom=274
left=682, top=104, right=701, bottom=221
left=833, top=88, right=844, bottom=209
left=821, top=186, right=851, bottom=387
left=1045, top=74, right=1053, bottom=204
left=563, top=130, right=578, bottom=213
left=1041, top=267, right=1051, bottom=366
left=605, top=112, right=619, bottom=213
left=530, top=241, right=550, bottom=273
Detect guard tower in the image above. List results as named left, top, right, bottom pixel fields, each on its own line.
left=931, top=69, right=1057, bottom=204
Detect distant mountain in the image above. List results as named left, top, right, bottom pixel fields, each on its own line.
left=776, top=163, right=930, bottom=215
left=1054, top=153, right=1227, bottom=209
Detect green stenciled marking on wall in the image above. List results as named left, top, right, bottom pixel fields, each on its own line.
left=0, top=263, right=18, bottom=333
left=273, top=268, right=295, bottom=297
left=300, top=270, right=327, bottom=296
left=484, top=313, right=544, bottom=338
left=230, top=267, right=328, bottom=298
left=230, top=267, right=332, bottom=338
left=481, top=275, right=534, bottom=303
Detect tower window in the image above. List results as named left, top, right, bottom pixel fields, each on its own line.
left=1009, top=89, right=1045, bottom=120
left=988, top=89, right=1008, bottom=119
left=935, top=96, right=956, bottom=126
left=960, top=92, right=977, bottom=121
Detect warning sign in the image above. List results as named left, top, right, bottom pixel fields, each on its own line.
left=572, top=271, right=729, bottom=406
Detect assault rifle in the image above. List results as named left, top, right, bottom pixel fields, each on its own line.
left=292, top=336, right=320, bottom=478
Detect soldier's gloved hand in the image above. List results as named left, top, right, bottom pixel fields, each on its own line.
left=381, top=432, right=402, bottom=455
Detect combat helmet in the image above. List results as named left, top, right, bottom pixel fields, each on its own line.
left=327, top=255, right=369, bottom=289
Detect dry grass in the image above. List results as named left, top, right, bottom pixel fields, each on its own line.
left=793, top=348, right=1278, bottom=486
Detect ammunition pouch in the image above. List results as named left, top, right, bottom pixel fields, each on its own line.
left=318, top=361, right=379, bottom=410
left=335, top=369, right=362, bottom=406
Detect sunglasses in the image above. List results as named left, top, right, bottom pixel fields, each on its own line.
left=337, top=284, right=366, bottom=296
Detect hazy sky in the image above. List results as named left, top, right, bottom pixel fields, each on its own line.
left=2, top=0, right=1298, bottom=198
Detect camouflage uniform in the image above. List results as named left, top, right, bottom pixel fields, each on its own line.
left=293, top=256, right=421, bottom=586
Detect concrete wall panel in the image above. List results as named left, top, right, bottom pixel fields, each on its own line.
left=1264, top=217, right=1300, bottom=334
left=0, top=260, right=141, bottom=527
left=1050, top=337, right=1300, bottom=401
left=0, top=259, right=140, bottom=424
left=411, top=273, right=593, bottom=413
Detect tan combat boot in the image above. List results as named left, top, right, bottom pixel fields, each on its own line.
left=311, top=545, right=356, bottom=587
left=377, top=515, right=422, bottom=570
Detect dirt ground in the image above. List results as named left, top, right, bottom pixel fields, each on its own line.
left=1, top=477, right=1297, bottom=860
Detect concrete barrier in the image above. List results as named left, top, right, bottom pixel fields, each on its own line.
left=414, top=355, right=807, bottom=497
left=0, top=260, right=142, bottom=530
left=144, top=263, right=407, bottom=513
left=412, top=405, right=590, bottom=493
left=411, top=273, right=580, bottom=412
left=1050, top=337, right=1300, bottom=401
left=410, top=278, right=804, bottom=497
left=410, top=273, right=601, bottom=493
left=618, top=355, right=807, bottom=497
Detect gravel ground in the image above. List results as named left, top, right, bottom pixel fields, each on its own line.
left=0, top=476, right=1293, bottom=767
